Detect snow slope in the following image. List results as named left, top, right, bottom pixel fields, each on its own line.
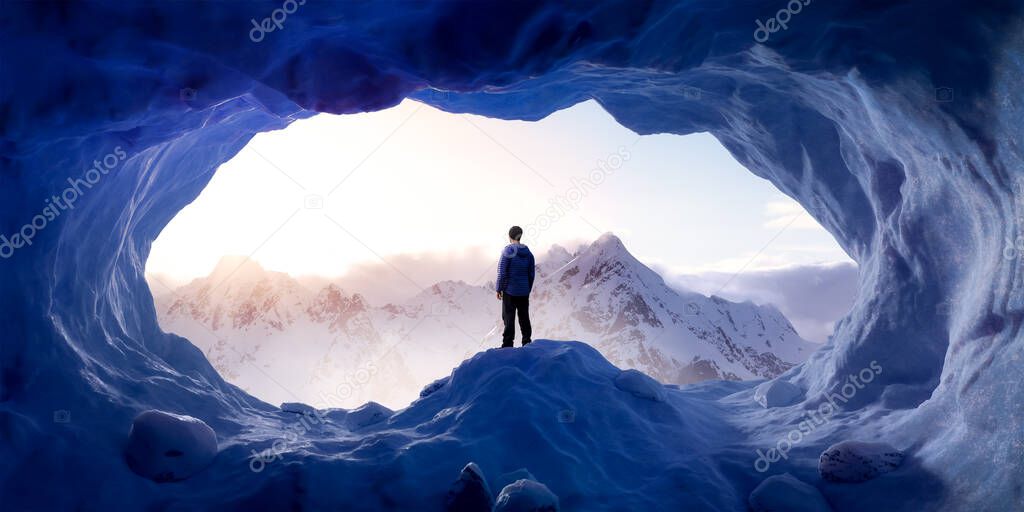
left=3, top=1, right=1023, bottom=510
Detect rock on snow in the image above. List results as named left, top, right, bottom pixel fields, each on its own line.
left=819, top=441, right=905, bottom=483
left=748, top=473, right=832, bottom=512
left=124, top=410, right=217, bottom=482
left=280, top=402, right=319, bottom=416
left=445, top=462, right=494, bottom=512
left=493, top=479, right=560, bottom=512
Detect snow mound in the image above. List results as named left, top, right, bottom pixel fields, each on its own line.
left=124, top=410, right=217, bottom=482
left=343, top=402, right=393, bottom=430
left=819, top=441, right=904, bottom=483
left=748, top=473, right=831, bottom=512
left=754, top=379, right=803, bottom=408
left=613, top=369, right=667, bottom=402
left=445, top=462, right=493, bottom=512
left=493, top=479, right=560, bottom=512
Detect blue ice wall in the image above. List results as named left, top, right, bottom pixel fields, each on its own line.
left=1, top=1, right=1022, bottom=509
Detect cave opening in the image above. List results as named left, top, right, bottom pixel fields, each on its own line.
left=144, top=98, right=854, bottom=410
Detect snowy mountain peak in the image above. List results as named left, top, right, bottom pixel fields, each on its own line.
left=153, top=233, right=816, bottom=408
left=209, top=255, right=268, bottom=283
left=543, top=243, right=572, bottom=262
left=593, top=232, right=625, bottom=249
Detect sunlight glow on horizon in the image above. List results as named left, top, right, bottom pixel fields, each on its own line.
left=146, top=100, right=852, bottom=286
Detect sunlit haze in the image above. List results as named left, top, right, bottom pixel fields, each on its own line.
left=148, top=99, right=851, bottom=294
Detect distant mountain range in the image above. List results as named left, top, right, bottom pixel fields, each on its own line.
left=151, top=233, right=817, bottom=409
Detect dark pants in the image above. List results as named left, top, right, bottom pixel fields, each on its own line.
left=501, top=294, right=531, bottom=347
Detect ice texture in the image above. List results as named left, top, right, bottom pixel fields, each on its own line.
left=748, top=473, right=831, bottom=512
left=493, top=479, right=560, bottom=512
left=754, top=379, right=803, bottom=409
left=2, top=0, right=1023, bottom=510
left=613, top=369, right=667, bottom=402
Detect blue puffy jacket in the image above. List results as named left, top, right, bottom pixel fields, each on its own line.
left=496, top=244, right=535, bottom=296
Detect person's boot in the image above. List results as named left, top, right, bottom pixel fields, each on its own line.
left=521, top=339, right=531, bottom=346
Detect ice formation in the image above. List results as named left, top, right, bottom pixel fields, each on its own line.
left=445, top=462, right=495, bottom=512
left=493, top=479, right=560, bottom=512
left=747, top=473, right=830, bottom=512
left=2, top=0, right=1023, bottom=510
left=754, top=378, right=803, bottom=408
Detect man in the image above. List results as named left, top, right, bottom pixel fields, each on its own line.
left=496, top=225, right=535, bottom=348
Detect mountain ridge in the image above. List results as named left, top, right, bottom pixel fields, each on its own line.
left=151, top=233, right=816, bottom=408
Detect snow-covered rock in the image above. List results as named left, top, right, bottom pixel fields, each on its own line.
left=496, top=469, right=538, bottom=491
left=280, top=402, right=318, bottom=416
left=493, top=479, right=560, bottom=512
left=748, top=473, right=831, bottom=512
left=124, top=410, right=218, bottom=482
left=420, top=376, right=450, bottom=399
left=444, top=462, right=493, bottom=512
left=614, top=369, right=667, bottom=402
left=344, top=402, right=393, bottom=430
left=754, top=380, right=804, bottom=408
left=819, top=441, right=905, bottom=483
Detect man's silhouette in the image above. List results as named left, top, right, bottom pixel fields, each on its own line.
left=496, top=225, right=535, bottom=348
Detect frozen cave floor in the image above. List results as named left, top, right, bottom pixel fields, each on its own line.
left=24, top=340, right=944, bottom=511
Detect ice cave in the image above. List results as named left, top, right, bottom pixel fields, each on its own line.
left=2, top=1, right=1023, bottom=511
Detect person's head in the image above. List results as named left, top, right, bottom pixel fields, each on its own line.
left=508, top=225, right=523, bottom=244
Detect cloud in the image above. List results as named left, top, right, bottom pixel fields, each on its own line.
left=656, top=261, right=859, bottom=343
left=763, top=198, right=825, bottom=230
left=319, top=247, right=498, bottom=305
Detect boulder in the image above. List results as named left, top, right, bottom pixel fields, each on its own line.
left=124, top=410, right=217, bottom=482
left=444, top=462, right=493, bottom=512
left=494, top=479, right=560, bottom=512
left=749, top=473, right=831, bottom=512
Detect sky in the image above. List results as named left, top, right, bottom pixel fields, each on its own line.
left=146, top=99, right=857, bottom=341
